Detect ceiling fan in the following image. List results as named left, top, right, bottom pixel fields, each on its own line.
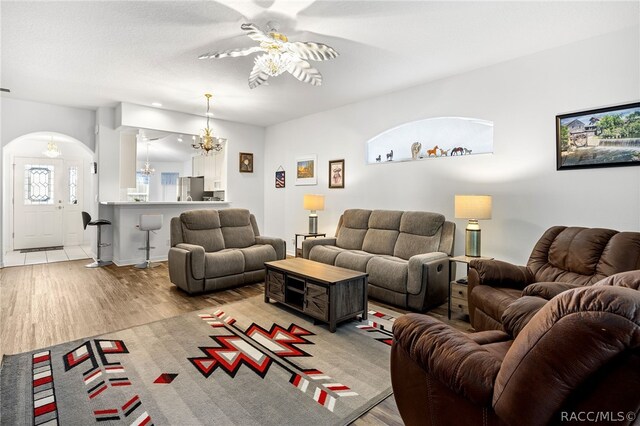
left=199, top=22, right=339, bottom=89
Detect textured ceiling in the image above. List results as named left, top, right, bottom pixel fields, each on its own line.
left=2, top=1, right=638, bottom=127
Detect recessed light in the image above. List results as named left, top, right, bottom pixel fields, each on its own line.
left=151, top=102, right=162, bottom=107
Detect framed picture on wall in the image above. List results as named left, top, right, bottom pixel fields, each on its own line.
left=275, top=167, right=285, bottom=188
left=295, top=154, right=317, bottom=185
left=239, top=152, right=253, bottom=173
left=556, top=102, right=640, bottom=170
left=328, top=159, right=344, bottom=188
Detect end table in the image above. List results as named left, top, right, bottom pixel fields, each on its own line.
left=448, top=255, right=493, bottom=320
left=294, top=233, right=327, bottom=258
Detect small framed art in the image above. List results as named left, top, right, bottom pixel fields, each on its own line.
left=275, top=167, right=285, bottom=188
left=239, top=152, right=253, bottom=173
left=295, top=155, right=317, bottom=185
left=328, top=159, right=344, bottom=188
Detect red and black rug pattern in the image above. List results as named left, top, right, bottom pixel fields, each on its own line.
left=355, top=310, right=397, bottom=346
left=62, top=339, right=153, bottom=424
left=189, top=309, right=359, bottom=412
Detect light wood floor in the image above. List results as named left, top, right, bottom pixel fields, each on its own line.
left=0, top=260, right=471, bottom=425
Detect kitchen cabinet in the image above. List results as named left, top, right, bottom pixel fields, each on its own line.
left=191, top=143, right=226, bottom=192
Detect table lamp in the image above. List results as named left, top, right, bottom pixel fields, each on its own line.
left=303, top=194, right=325, bottom=234
left=454, top=195, right=492, bottom=257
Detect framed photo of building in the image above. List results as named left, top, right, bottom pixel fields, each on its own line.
left=329, top=159, right=344, bottom=188
left=239, top=152, right=253, bottom=173
left=295, top=155, right=317, bottom=185
left=556, top=102, right=640, bottom=170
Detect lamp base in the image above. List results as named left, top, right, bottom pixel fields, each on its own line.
left=465, top=220, right=481, bottom=257
left=308, top=215, right=318, bottom=234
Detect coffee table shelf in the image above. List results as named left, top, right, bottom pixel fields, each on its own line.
left=264, top=258, right=368, bottom=332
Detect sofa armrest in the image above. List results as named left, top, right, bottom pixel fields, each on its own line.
left=174, top=243, right=205, bottom=279
left=468, top=259, right=534, bottom=291
left=393, top=313, right=502, bottom=405
left=407, top=252, right=449, bottom=295
left=255, top=236, right=286, bottom=260
left=522, top=281, right=582, bottom=299
left=302, top=237, right=337, bottom=259
left=501, top=296, right=548, bottom=338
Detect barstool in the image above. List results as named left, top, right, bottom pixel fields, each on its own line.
left=136, top=214, right=163, bottom=269
left=82, top=211, right=112, bottom=268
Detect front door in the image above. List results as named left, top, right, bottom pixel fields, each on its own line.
left=13, top=157, right=65, bottom=250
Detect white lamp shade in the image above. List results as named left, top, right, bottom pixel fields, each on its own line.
left=303, top=194, right=325, bottom=211
left=455, top=195, right=492, bottom=220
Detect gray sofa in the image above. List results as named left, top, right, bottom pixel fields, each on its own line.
left=302, top=209, right=455, bottom=311
left=168, top=208, right=286, bottom=294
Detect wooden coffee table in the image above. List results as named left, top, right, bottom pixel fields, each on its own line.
left=264, top=258, right=368, bottom=332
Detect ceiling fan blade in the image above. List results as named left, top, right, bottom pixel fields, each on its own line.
left=241, top=23, right=273, bottom=43
left=287, top=59, right=322, bottom=86
left=199, top=45, right=263, bottom=59
left=286, top=41, right=339, bottom=61
left=248, top=62, right=270, bottom=89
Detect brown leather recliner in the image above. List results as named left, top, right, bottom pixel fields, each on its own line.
left=391, top=282, right=640, bottom=426
left=468, top=226, right=640, bottom=331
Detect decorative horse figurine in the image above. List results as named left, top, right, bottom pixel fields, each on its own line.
left=375, top=154, right=382, bottom=162
left=410, top=142, right=422, bottom=160
left=427, top=145, right=439, bottom=157
left=439, top=148, right=450, bottom=157
left=386, top=150, right=394, bottom=161
left=463, top=148, right=473, bottom=155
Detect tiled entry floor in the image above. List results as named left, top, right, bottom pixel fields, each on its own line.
left=3, top=246, right=92, bottom=267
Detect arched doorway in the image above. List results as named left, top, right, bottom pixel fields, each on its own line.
left=2, top=132, right=95, bottom=265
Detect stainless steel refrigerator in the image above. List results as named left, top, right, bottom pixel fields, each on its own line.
left=177, top=177, right=204, bottom=201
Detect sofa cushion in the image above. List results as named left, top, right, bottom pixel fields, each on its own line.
left=205, top=249, right=245, bottom=278
left=335, top=250, right=374, bottom=272
left=222, top=225, right=256, bottom=249
left=368, top=210, right=403, bottom=230
left=363, top=229, right=400, bottom=255
left=400, top=211, right=445, bottom=236
left=336, top=210, right=371, bottom=250
left=179, top=210, right=225, bottom=252
left=180, top=209, right=221, bottom=230
left=393, top=212, right=445, bottom=260
left=342, top=209, right=372, bottom=228
left=366, top=255, right=409, bottom=293
left=219, top=208, right=251, bottom=227
left=239, top=244, right=277, bottom=271
left=309, top=245, right=345, bottom=265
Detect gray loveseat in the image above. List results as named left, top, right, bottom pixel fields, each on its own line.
left=169, top=208, right=286, bottom=294
left=302, top=209, right=455, bottom=311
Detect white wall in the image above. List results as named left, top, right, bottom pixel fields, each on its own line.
left=0, top=98, right=96, bottom=266
left=263, top=27, right=640, bottom=262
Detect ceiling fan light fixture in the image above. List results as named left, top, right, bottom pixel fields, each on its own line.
left=255, top=52, right=292, bottom=77
left=199, top=22, right=338, bottom=89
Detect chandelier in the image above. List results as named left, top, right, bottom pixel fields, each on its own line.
left=192, top=93, right=226, bottom=155
left=140, top=142, right=155, bottom=176
left=43, top=137, right=61, bottom=158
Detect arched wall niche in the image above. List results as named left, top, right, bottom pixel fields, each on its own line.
left=366, top=117, right=493, bottom=163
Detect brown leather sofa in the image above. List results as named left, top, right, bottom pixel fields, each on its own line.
left=468, top=226, right=640, bottom=331
left=391, top=279, right=640, bottom=426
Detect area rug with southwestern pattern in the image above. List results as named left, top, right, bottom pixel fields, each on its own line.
left=0, top=296, right=398, bottom=425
